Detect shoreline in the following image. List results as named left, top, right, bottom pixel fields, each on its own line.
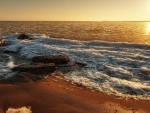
left=0, top=75, right=150, bottom=113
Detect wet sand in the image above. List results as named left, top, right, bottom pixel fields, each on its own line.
left=0, top=75, right=150, bottom=113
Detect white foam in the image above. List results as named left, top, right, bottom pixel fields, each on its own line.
left=6, top=106, right=32, bottom=113
left=1, top=34, right=150, bottom=100
left=7, top=61, right=15, bottom=68
left=0, top=54, right=16, bottom=78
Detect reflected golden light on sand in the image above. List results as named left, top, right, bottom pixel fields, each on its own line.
left=146, top=22, right=150, bottom=35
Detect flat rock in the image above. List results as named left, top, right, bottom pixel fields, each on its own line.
left=0, top=39, right=4, bottom=46
left=32, top=55, right=69, bottom=64
left=17, top=34, right=30, bottom=40
left=12, top=63, right=56, bottom=74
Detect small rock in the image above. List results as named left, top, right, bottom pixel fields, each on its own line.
left=75, top=61, right=87, bottom=66
left=0, top=39, right=4, bottom=46
left=17, top=34, right=30, bottom=40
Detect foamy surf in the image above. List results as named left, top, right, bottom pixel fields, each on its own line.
left=1, top=34, right=150, bottom=100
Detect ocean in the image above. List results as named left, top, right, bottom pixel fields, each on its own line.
left=1, top=21, right=150, bottom=100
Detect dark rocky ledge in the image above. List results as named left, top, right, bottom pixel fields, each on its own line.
left=12, top=63, right=56, bottom=74
left=32, top=55, right=69, bottom=64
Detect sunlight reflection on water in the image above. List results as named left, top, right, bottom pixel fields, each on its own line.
left=146, top=22, right=150, bottom=35
left=1, top=21, right=150, bottom=43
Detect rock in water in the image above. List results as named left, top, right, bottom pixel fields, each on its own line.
left=32, top=55, right=69, bottom=64
left=12, top=63, right=56, bottom=74
left=0, top=39, right=4, bottom=46
left=17, top=34, right=30, bottom=40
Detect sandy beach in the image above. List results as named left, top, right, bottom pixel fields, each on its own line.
left=0, top=75, right=149, bottom=113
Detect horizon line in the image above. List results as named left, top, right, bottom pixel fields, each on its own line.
left=0, top=20, right=149, bottom=22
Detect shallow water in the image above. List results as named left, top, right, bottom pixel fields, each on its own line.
left=1, top=33, right=150, bottom=100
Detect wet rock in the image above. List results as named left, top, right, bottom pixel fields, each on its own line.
left=15, top=72, right=45, bottom=82
left=32, top=55, right=69, bottom=64
left=75, top=61, right=87, bottom=66
left=12, top=63, right=56, bottom=74
left=0, top=76, right=32, bottom=84
left=0, top=39, right=4, bottom=46
left=3, top=50, right=16, bottom=53
left=17, top=34, right=30, bottom=40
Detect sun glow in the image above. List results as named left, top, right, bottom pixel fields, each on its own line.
left=146, top=22, right=150, bottom=35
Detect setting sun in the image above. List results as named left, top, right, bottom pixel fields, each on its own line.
left=147, top=22, right=150, bottom=34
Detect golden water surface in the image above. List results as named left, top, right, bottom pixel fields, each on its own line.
left=0, top=21, right=150, bottom=44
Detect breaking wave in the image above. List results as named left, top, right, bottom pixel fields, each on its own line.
left=1, top=34, right=150, bottom=100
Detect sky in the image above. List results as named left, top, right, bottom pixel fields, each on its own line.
left=0, top=0, right=150, bottom=21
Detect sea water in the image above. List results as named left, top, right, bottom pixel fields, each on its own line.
left=1, top=21, right=150, bottom=100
